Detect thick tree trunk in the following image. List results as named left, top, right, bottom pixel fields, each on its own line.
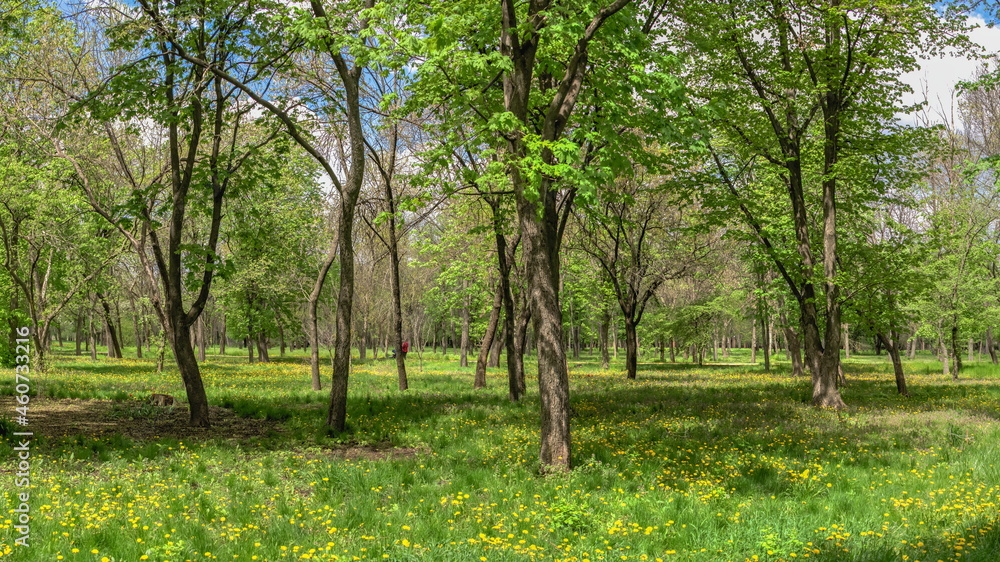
left=519, top=213, right=571, bottom=470
left=172, top=320, right=210, bottom=427
left=624, top=317, right=638, bottom=380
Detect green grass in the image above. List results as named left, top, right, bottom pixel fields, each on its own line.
left=1, top=345, right=999, bottom=561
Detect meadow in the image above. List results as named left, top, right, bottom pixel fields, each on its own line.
left=1, top=345, right=1000, bottom=562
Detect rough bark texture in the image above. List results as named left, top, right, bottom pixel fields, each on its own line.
left=624, top=319, right=638, bottom=380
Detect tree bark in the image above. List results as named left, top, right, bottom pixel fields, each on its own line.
left=878, top=331, right=909, bottom=397
left=476, top=283, right=503, bottom=388
left=308, top=238, right=337, bottom=391
left=988, top=327, right=998, bottom=365
left=782, top=322, right=804, bottom=377
left=599, top=309, right=611, bottom=369
left=460, top=288, right=471, bottom=368
left=489, top=324, right=503, bottom=367
left=96, top=292, right=122, bottom=359
left=624, top=317, right=639, bottom=380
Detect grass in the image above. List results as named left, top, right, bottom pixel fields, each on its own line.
left=1, top=344, right=999, bottom=561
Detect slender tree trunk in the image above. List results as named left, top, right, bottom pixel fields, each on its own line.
left=476, top=283, right=503, bottom=388
left=88, top=310, right=98, bottom=361
left=988, top=327, right=998, bottom=365
left=309, top=240, right=337, bottom=391
left=951, top=322, right=962, bottom=380
left=669, top=337, right=676, bottom=363
left=762, top=316, right=770, bottom=372
left=782, top=323, right=804, bottom=377
left=197, top=315, right=207, bottom=362
left=844, top=323, right=850, bottom=359
left=219, top=315, right=226, bottom=356
left=598, top=308, right=611, bottom=369
left=489, top=325, right=503, bottom=367
left=97, top=292, right=122, bottom=359
left=878, top=331, right=909, bottom=397
left=75, top=314, right=83, bottom=356
left=277, top=321, right=286, bottom=358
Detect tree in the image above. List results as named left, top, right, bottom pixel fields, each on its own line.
left=574, top=167, right=708, bottom=379
left=677, top=0, right=968, bottom=407
left=411, top=0, right=685, bottom=471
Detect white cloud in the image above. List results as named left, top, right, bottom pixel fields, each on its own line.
left=900, top=17, right=1000, bottom=125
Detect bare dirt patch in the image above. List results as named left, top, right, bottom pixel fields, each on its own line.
left=0, top=396, right=283, bottom=443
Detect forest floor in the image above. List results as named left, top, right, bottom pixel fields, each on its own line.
left=1, top=346, right=999, bottom=562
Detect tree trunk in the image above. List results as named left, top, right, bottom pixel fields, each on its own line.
left=510, top=293, right=530, bottom=400
left=476, top=283, right=503, bottom=388
left=940, top=333, right=949, bottom=377
left=256, top=332, right=270, bottom=363
left=751, top=322, right=757, bottom=365
left=89, top=310, right=97, bottom=361
left=878, top=331, right=909, bottom=397
left=624, top=317, right=639, bottom=380
left=844, top=323, right=850, bottom=359
left=219, top=315, right=226, bottom=356
left=374, top=124, right=409, bottom=391
left=783, top=323, right=804, bottom=377
left=669, top=337, right=676, bottom=363
left=172, top=320, right=211, bottom=426
left=489, top=324, right=503, bottom=367
left=97, top=292, right=122, bottom=359
left=308, top=241, right=337, bottom=391
left=988, top=327, right=998, bottom=365
left=277, top=321, right=286, bottom=358
left=761, top=316, right=770, bottom=372
left=950, top=322, right=962, bottom=380
left=75, top=314, right=83, bottom=356
left=460, top=289, right=471, bottom=368
left=197, top=315, right=207, bottom=362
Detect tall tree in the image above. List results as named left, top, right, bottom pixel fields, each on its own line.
left=677, top=0, right=968, bottom=406
left=411, top=0, right=685, bottom=471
